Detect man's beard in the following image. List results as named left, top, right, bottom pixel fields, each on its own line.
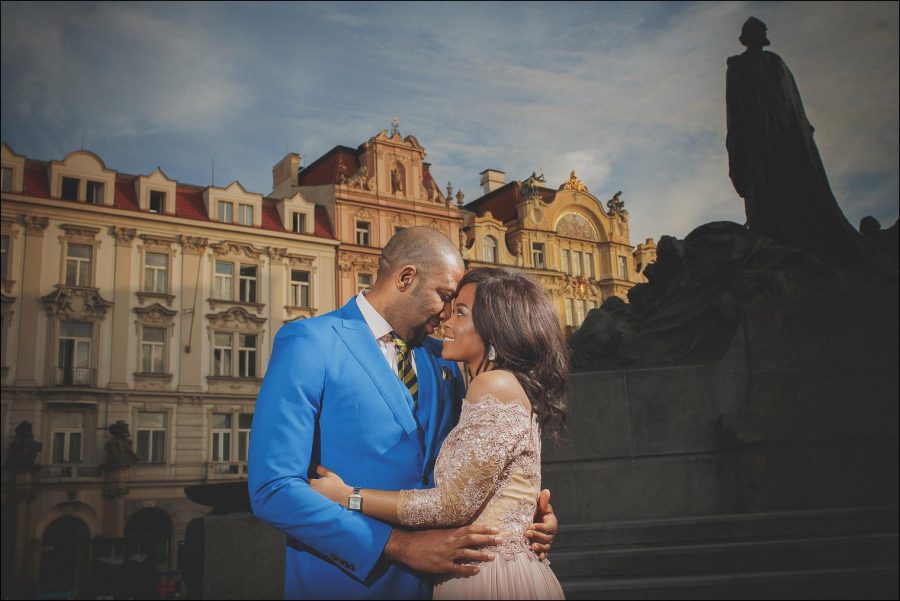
left=406, top=321, right=431, bottom=346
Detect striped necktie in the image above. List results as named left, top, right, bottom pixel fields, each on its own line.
left=389, top=331, right=418, bottom=408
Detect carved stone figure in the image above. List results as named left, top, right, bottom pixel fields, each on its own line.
left=726, top=17, right=892, bottom=277
left=607, top=191, right=625, bottom=215
left=346, top=165, right=373, bottom=191
left=391, top=165, right=404, bottom=194
left=559, top=171, right=588, bottom=193
left=104, top=420, right=139, bottom=466
left=6, top=421, right=42, bottom=469
left=521, top=171, right=546, bottom=200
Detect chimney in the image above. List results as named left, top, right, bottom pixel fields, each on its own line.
left=272, top=153, right=302, bottom=192
left=479, top=169, right=506, bottom=195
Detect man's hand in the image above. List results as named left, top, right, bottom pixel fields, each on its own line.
left=384, top=525, right=500, bottom=577
left=525, top=489, right=557, bottom=561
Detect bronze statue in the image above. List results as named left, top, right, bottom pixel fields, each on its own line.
left=104, top=420, right=139, bottom=466
left=6, top=421, right=42, bottom=469
left=726, top=17, right=892, bottom=277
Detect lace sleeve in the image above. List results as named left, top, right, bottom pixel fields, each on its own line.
left=397, top=394, right=532, bottom=527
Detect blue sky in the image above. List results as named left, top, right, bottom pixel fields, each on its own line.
left=2, top=1, right=897, bottom=245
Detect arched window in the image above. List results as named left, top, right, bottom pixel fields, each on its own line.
left=126, top=507, right=172, bottom=572
left=41, top=516, right=90, bottom=595
left=483, top=236, right=497, bottom=263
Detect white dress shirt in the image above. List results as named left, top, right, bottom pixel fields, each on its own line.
left=355, top=291, right=417, bottom=374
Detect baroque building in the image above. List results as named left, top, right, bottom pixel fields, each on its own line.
left=269, top=127, right=466, bottom=306
left=462, top=169, right=655, bottom=333
left=0, top=142, right=337, bottom=596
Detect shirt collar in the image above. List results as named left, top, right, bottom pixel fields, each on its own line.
left=355, top=291, right=394, bottom=340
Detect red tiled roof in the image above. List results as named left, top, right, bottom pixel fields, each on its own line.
left=174, top=185, right=210, bottom=222
left=299, top=145, right=360, bottom=186
left=314, top=206, right=334, bottom=239
left=23, top=163, right=50, bottom=197
left=13, top=159, right=339, bottom=240
left=114, top=176, right=140, bottom=211
left=464, top=180, right=557, bottom=223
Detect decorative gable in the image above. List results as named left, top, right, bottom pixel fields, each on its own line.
left=134, top=167, right=177, bottom=214
left=48, top=150, right=117, bottom=206
left=202, top=181, right=263, bottom=227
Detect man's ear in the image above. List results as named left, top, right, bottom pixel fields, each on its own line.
left=397, top=265, right=417, bottom=291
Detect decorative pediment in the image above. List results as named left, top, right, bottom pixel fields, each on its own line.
left=355, top=208, right=375, bottom=222
left=288, top=254, right=316, bottom=268
left=42, top=286, right=113, bottom=319
left=391, top=213, right=413, bottom=227
left=210, top=241, right=265, bottom=259
left=178, top=235, right=208, bottom=255
left=559, top=171, right=589, bottom=193
left=133, top=302, right=177, bottom=326
left=111, top=227, right=137, bottom=245
left=206, top=306, right=267, bottom=331
left=59, top=223, right=101, bottom=243
left=139, top=233, right=177, bottom=250
left=267, top=246, right=288, bottom=262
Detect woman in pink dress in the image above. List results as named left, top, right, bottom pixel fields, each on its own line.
left=312, top=266, right=569, bottom=599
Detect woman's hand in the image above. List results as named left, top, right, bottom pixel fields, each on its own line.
left=309, top=465, right=352, bottom=506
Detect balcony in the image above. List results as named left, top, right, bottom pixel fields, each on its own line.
left=55, top=366, right=96, bottom=387
left=41, top=464, right=102, bottom=479
left=206, top=461, right=248, bottom=480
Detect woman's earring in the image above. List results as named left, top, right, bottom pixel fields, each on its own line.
left=487, top=346, right=497, bottom=361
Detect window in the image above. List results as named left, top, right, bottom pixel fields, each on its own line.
left=61, top=177, right=80, bottom=201
left=144, top=252, right=168, bottom=293
left=136, top=412, right=166, bottom=463
left=357, top=273, right=372, bottom=294
left=393, top=225, right=405, bottom=235
left=1, top=167, right=12, bottom=192
left=355, top=221, right=371, bottom=246
left=1, top=234, right=8, bottom=280
left=213, top=332, right=233, bottom=376
left=565, top=298, right=574, bottom=327
left=484, top=236, right=497, bottom=263
left=561, top=249, right=570, bottom=274
left=238, top=204, right=253, bottom=226
left=214, top=261, right=233, bottom=301
left=218, top=201, right=234, bottom=224
left=58, top=321, right=92, bottom=385
left=86, top=181, right=104, bottom=205
left=65, top=243, right=93, bottom=287
left=211, top=414, right=232, bottom=462
left=149, top=191, right=165, bottom=213
left=239, top=265, right=257, bottom=303
left=292, top=212, right=306, bottom=234
left=51, top=412, right=83, bottom=463
left=141, top=327, right=166, bottom=373
left=532, top=242, right=545, bottom=269
left=238, top=334, right=257, bottom=377
left=586, top=252, right=595, bottom=279
left=211, top=412, right=253, bottom=464
left=576, top=300, right=587, bottom=326
left=238, top=414, right=252, bottom=462
left=618, top=256, right=629, bottom=280
left=290, top=270, right=310, bottom=307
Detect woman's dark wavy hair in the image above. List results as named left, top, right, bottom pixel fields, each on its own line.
left=459, top=266, right=569, bottom=440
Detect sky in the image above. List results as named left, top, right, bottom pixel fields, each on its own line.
left=2, top=1, right=897, bottom=246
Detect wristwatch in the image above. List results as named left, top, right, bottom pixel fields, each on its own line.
left=348, top=487, right=362, bottom=512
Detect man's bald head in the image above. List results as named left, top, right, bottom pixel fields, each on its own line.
left=377, top=226, right=463, bottom=280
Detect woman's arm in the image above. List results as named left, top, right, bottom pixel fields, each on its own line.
left=310, top=466, right=404, bottom=525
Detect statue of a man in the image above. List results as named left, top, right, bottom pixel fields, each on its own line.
left=726, top=17, right=888, bottom=272
left=104, top=420, right=139, bottom=466
left=6, top=421, right=42, bottom=469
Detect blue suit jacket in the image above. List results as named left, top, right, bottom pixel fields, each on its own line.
left=249, top=298, right=465, bottom=599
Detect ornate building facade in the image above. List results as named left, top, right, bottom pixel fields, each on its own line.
left=462, top=170, right=655, bottom=333
left=269, top=127, right=466, bottom=307
left=0, top=143, right=337, bottom=595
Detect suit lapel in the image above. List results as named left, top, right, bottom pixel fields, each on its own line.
left=333, top=300, right=419, bottom=436
left=414, top=346, right=442, bottom=471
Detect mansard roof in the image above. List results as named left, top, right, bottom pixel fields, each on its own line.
left=464, top=180, right=558, bottom=224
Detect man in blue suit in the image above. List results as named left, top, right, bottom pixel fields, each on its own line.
left=249, top=227, right=556, bottom=599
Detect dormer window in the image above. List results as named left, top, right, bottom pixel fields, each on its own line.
left=1, top=167, right=11, bottom=192
left=149, top=191, right=165, bottom=213
left=238, top=204, right=254, bottom=226
left=86, top=181, right=104, bottom=205
left=292, top=212, right=306, bottom=234
left=218, top=201, right=234, bottom=224
left=61, top=177, right=79, bottom=201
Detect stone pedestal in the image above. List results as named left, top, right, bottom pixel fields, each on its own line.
left=101, top=464, right=131, bottom=537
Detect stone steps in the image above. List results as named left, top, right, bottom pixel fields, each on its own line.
left=549, top=505, right=898, bottom=599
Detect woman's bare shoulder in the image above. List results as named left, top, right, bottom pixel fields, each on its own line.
left=465, top=370, right=531, bottom=413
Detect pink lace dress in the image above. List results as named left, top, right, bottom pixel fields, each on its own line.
left=398, top=394, right=565, bottom=600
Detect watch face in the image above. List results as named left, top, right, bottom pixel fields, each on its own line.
left=349, top=496, right=362, bottom=511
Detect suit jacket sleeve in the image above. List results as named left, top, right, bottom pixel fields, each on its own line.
left=248, top=322, right=393, bottom=581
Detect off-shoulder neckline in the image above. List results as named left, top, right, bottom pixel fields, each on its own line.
left=462, top=393, right=532, bottom=416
